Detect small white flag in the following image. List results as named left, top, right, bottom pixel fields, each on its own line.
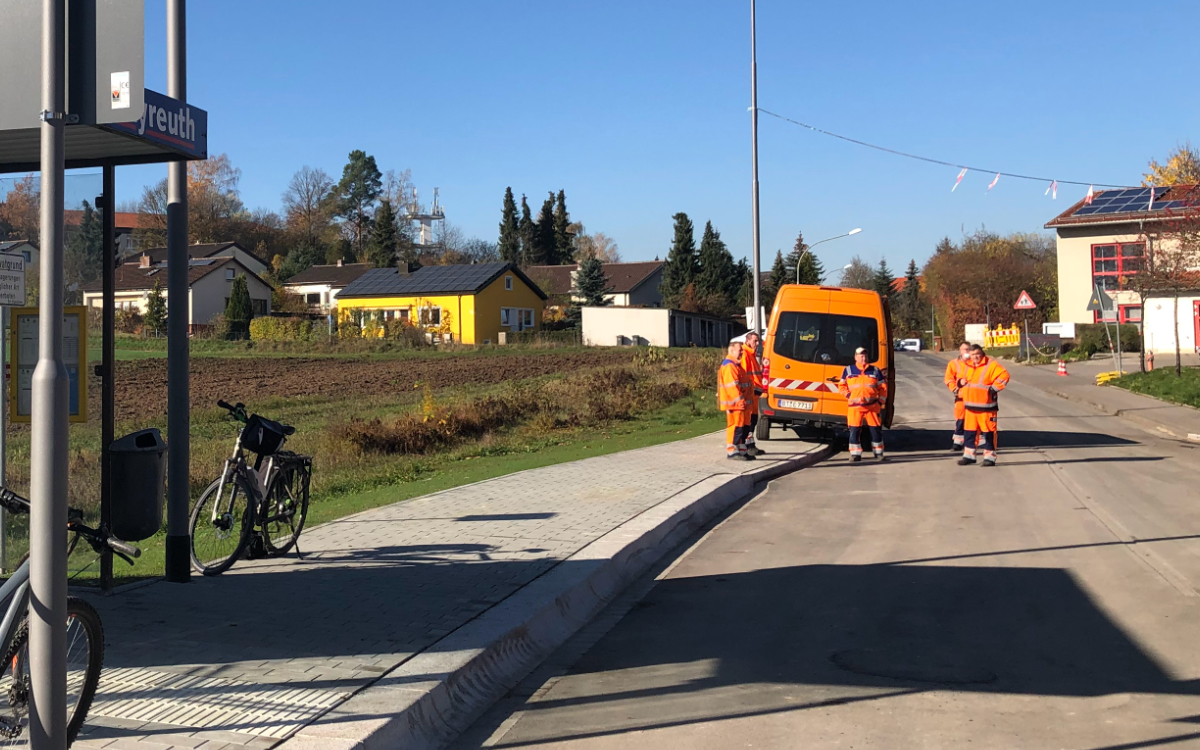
left=1148, top=186, right=1156, bottom=210
left=1044, top=180, right=1058, bottom=199
left=986, top=173, right=1000, bottom=192
left=952, top=168, right=967, bottom=192
left=1085, top=185, right=1094, bottom=205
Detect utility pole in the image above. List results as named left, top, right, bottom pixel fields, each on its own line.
left=164, top=0, right=191, bottom=583
left=749, top=0, right=762, bottom=333
left=31, top=0, right=69, bottom=744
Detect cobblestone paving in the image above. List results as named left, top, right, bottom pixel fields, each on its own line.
left=73, top=433, right=802, bottom=748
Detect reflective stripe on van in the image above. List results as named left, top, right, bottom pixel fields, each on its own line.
left=769, top=378, right=838, bottom=393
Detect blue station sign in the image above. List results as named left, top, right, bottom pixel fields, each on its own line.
left=103, top=89, right=208, bottom=161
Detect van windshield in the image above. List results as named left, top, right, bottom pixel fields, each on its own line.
left=772, top=311, right=879, bottom=366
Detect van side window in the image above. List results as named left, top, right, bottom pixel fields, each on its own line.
left=773, top=311, right=878, bottom=366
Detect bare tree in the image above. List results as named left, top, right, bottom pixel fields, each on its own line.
left=282, top=166, right=335, bottom=245
left=1134, top=200, right=1200, bottom=375
left=382, top=169, right=414, bottom=209
left=572, top=223, right=622, bottom=263
left=839, top=255, right=876, bottom=290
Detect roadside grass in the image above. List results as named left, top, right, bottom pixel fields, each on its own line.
left=1110, top=367, right=1200, bottom=409
left=2, top=347, right=724, bottom=581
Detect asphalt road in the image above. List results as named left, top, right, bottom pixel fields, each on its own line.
left=454, top=352, right=1200, bottom=750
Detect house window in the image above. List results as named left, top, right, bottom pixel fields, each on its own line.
left=1092, top=242, right=1145, bottom=291
left=1119, top=304, right=1142, bottom=325
left=520, top=309, right=534, bottom=330
left=306, top=293, right=321, bottom=305
left=226, top=268, right=236, bottom=280
left=252, top=299, right=268, bottom=317
left=399, top=308, right=410, bottom=321
left=22, top=252, right=30, bottom=263
left=505, top=275, right=513, bottom=291
left=500, top=308, right=511, bottom=327
left=420, top=306, right=441, bottom=326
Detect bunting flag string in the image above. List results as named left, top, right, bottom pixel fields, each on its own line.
left=755, top=108, right=1135, bottom=202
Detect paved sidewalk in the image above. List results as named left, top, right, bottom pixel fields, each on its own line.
left=929, top=351, right=1200, bottom=441
left=73, top=432, right=823, bottom=750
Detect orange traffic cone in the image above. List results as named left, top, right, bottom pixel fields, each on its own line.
left=1057, top=360, right=1068, bottom=376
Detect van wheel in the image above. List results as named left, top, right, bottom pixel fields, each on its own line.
left=755, top=417, right=772, bottom=442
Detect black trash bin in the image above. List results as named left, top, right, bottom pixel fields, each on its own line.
left=109, top=428, right=168, bottom=542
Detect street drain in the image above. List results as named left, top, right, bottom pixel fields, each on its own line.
left=830, top=648, right=997, bottom=685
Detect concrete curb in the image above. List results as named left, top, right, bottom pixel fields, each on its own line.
left=280, top=444, right=833, bottom=750
left=1023, top=381, right=1200, bottom=443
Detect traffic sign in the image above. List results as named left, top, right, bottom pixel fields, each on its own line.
left=1013, top=290, right=1037, bottom=310
left=0, top=254, right=25, bottom=307
left=1086, top=286, right=1115, bottom=313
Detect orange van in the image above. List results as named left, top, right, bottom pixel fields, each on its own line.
left=756, top=284, right=896, bottom=441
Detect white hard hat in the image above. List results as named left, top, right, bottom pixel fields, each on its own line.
left=730, top=333, right=748, bottom=344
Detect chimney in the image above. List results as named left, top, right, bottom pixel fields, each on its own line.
left=336, top=259, right=343, bottom=267
left=399, top=261, right=411, bottom=277
left=139, top=254, right=151, bottom=269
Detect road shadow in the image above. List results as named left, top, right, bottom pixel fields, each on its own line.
left=481, top=564, right=1199, bottom=746
left=882, top=428, right=1140, bottom=453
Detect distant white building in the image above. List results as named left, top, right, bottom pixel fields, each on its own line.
left=582, top=306, right=738, bottom=348
left=280, top=261, right=371, bottom=314
left=80, top=256, right=272, bottom=333
left=134, top=241, right=271, bottom=276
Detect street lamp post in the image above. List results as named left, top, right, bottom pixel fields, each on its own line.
left=795, top=228, right=862, bottom=284
left=749, top=0, right=763, bottom=334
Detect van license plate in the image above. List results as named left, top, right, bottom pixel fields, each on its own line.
left=779, top=399, right=813, bottom=411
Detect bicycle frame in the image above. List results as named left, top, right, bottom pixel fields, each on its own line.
left=209, top=427, right=287, bottom=524
left=0, top=560, right=32, bottom=668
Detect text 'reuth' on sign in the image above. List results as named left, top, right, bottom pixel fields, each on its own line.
left=0, top=254, right=25, bottom=307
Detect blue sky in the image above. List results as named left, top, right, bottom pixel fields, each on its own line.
left=100, top=0, right=1200, bottom=272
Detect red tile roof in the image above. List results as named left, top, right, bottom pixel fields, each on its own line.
left=64, top=210, right=151, bottom=230
left=525, top=261, right=663, bottom=296
left=1046, top=185, right=1200, bottom=228
left=79, top=257, right=262, bottom=293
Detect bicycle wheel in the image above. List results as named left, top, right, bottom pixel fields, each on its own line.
left=189, top=474, right=256, bottom=576
left=0, top=597, right=104, bottom=748
left=261, top=458, right=310, bottom=556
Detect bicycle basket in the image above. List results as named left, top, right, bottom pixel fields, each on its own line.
left=242, top=414, right=287, bottom=455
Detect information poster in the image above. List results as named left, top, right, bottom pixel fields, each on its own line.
left=9, top=306, right=87, bottom=424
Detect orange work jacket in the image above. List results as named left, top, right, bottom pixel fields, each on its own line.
left=741, top=346, right=764, bottom=395
left=960, top=356, right=1010, bottom=411
left=717, top=358, right=748, bottom=412
left=838, top=364, right=887, bottom=410
left=945, top=357, right=969, bottom=402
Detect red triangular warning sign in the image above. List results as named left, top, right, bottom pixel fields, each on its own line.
left=1013, top=290, right=1037, bottom=310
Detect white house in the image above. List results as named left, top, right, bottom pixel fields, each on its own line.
left=280, top=261, right=371, bottom=314
left=582, top=306, right=737, bottom=347
left=1046, top=185, right=1200, bottom=354
left=135, top=241, right=270, bottom=276
left=80, top=256, right=272, bottom=333
left=526, top=261, right=664, bottom=308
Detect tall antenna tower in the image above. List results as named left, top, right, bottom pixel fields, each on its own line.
left=403, top=187, right=446, bottom=248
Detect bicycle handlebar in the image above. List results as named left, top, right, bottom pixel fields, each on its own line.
left=1, top=488, right=141, bottom=564
left=106, top=537, right=141, bottom=559
left=217, top=400, right=249, bottom=423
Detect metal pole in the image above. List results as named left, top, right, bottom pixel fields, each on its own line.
left=749, top=0, right=762, bottom=333
left=99, top=166, right=115, bottom=593
left=1116, top=308, right=1123, bottom=374
left=31, top=0, right=69, bottom=744
left=0, top=304, right=7, bottom=574
left=164, top=0, right=191, bottom=584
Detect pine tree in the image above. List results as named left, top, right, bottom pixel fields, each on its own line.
left=899, top=258, right=924, bottom=334
left=872, top=257, right=895, bottom=297
left=695, top=221, right=737, bottom=314
left=660, top=212, right=697, bottom=306
left=552, top=190, right=573, bottom=265
left=498, top=187, right=521, bottom=263
left=278, top=239, right=323, bottom=281
left=735, top=258, right=753, bottom=308
left=366, top=199, right=399, bottom=268
left=767, top=249, right=790, bottom=306
left=144, top=279, right=167, bottom=337
left=518, top=195, right=536, bottom=265
left=66, top=200, right=104, bottom=289
left=333, top=150, right=382, bottom=260
left=224, top=274, right=253, bottom=340
left=575, top=255, right=613, bottom=306
left=528, top=192, right=556, bottom=266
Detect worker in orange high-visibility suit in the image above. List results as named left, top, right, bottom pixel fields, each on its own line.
left=944, top=342, right=972, bottom=451
left=717, top=340, right=754, bottom=461
left=955, top=344, right=1010, bottom=467
left=838, top=347, right=888, bottom=462
left=740, top=331, right=766, bottom=457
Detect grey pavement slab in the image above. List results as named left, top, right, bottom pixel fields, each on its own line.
left=462, top=351, right=1200, bottom=749
left=73, top=431, right=821, bottom=750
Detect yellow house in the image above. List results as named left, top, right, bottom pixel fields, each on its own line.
left=335, top=262, right=547, bottom=344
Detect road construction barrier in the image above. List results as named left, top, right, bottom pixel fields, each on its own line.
left=983, top=325, right=1021, bottom=349
left=1096, top=371, right=1122, bottom=385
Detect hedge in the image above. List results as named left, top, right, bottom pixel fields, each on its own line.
left=249, top=316, right=326, bottom=342
left=1076, top=323, right=1141, bottom=356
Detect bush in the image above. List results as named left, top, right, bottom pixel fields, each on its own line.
left=383, top=320, right=429, bottom=347
left=1076, top=324, right=1141, bottom=356
left=508, top=330, right=581, bottom=347
left=249, top=316, right=326, bottom=342
left=115, top=308, right=142, bottom=334
left=337, top=321, right=362, bottom=340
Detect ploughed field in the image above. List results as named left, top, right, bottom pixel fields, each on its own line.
left=98, top=349, right=642, bottom=424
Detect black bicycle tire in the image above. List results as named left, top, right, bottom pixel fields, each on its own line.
left=188, top=475, right=256, bottom=576
left=260, top=457, right=310, bottom=556
left=0, top=597, right=105, bottom=747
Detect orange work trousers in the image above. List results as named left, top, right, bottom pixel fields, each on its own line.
left=725, top=409, right=749, bottom=455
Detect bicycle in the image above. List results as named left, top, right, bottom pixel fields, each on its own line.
left=188, top=401, right=312, bottom=576
left=0, top=487, right=141, bottom=747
